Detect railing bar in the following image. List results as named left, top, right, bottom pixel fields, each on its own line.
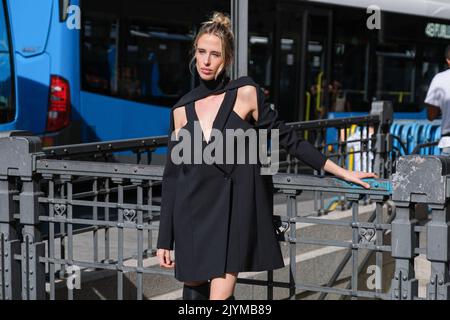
left=38, top=257, right=175, bottom=275
left=38, top=216, right=159, bottom=231
left=105, top=178, right=111, bottom=263
left=1, top=232, right=5, bottom=299
left=236, top=278, right=290, bottom=288
left=49, top=179, right=56, bottom=300
left=93, top=179, right=99, bottom=264
left=375, top=201, right=384, bottom=295
left=59, top=184, right=66, bottom=283
left=147, top=183, right=154, bottom=257
left=37, top=197, right=156, bottom=211
left=117, top=182, right=124, bottom=300
left=351, top=200, right=359, bottom=300
left=67, top=180, right=74, bottom=300
left=137, top=184, right=144, bottom=300
left=287, top=194, right=297, bottom=300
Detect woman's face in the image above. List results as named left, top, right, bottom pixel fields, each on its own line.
left=195, top=33, right=224, bottom=81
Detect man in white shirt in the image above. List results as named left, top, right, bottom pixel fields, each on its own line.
left=426, top=45, right=450, bottom=155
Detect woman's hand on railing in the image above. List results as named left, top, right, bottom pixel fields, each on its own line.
left=341, top=170, right=378, bottom=189
left=157, top=248, right=175, bottom=269
left=323, top=159, right=378, bottom=189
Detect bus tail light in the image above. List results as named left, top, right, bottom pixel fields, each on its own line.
left=46, top=75, right=71, bottom=132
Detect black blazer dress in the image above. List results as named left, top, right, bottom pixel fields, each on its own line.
left=157, top=76, right=327, bottom=282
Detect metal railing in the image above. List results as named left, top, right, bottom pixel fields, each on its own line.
left=0, top=135, right=168, bottom=299
left=390, top=155, right=450, bottom=300
left=283, top=101, right=393, bottom=179
left=1, top=105, right=448, bottom=300
left=42, top=135, right=168, bottom=162
left=281, top=101, right=393, bottom=216
left=257, top=173, right=393, bottom=300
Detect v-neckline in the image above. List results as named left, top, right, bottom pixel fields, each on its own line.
left=193, top=90, right=229, bottom=144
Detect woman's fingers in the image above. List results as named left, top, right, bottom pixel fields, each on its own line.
left=364, top=172, right=378, bottom=178
left=355, top=171, right=378, bottom=179
left=349, top=176, right=370, bottom=189
left=359, top=172, right=379, bottom=186
left=157, top=249, right=175, bottom=268
left=157, top=249, right=165, bottom=267
left=346, top=174, right=371, bottom=189
left=358, top=179, right=371, bottom=189
left=164, top=250, right=175, bottom=268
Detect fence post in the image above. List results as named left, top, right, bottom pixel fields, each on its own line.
left=284, top=189, right=301, bottom=300
left=20, top=178, right=46, bottom=300
left=346, top=193, right=362, bottom=299
left=0, top=177, right=21, bottom=300
left=370, top=101, right=393, bottom=179
left=0, top=133, right=45, bottom=300
left=421, top=154, right=450, bottom=300
left=391, top=155, right=450, bottom=300
left=427, top=204, right=450, bottom=299
left=390, top=201, right=418, bottom=300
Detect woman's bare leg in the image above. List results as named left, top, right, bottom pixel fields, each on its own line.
left=210, top=272, right=238, bottom=300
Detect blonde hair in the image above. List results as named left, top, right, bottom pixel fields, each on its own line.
left=190, top=12, right=234, bottom=79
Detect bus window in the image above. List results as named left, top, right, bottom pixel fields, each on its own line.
left=248, top=35, right=272, bottom=91
left=0, top=0, right=15, bottom=124
left=332, top=42, right=368, bottom=112
left=82, top=17, right=118, bottom=96
left=417, top=46, right=447, bottom=104
left=331, top=6, right=372, bottom=113
left=374, top=44, right=418, bottom=111
left=119, top=22, right=192, bottom=106
left=81, top=0, right=231, bottom=112
left=82, top=16, right=194, bottom=107
left=248, top=0, right=276, bottom=114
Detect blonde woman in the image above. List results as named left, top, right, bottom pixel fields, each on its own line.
left=157, top=12, right=376, bottom=300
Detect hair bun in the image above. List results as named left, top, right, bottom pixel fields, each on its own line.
left=210, top=12, right=231, bottom=30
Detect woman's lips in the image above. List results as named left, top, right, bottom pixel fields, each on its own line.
left=201, top=68, right=212, bottom=75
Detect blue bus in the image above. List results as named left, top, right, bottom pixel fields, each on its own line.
left=1, top=0, right=78, bottom=142
left=2, top=0, right=450, bottom=156
left=2, top=0, right=187, bottom=151
left=1, top=0, right=231, bottom=158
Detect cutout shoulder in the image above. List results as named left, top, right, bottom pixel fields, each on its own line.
left=237, top=85, right=258, bottom=102
left=172, top=104, right=185, bottom=112
left=172, top=106, right=187, bottom=130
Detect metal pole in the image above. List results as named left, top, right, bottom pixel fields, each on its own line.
left=0, top=178, right=21, bottom=300
left=390, top=202, right=418, bottom=300
left=426, top=205, right=450, bottom=299
left=231, top=0, right=248, bottom=79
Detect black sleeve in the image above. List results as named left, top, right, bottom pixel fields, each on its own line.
left=254, top=85, right=327, bottom=172
left=156, top=108, right=180, bottom=250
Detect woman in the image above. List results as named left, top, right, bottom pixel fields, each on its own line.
left=156, top=12, right=376, bottom=300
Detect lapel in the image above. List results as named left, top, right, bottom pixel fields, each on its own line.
left=212, top=88, right=238, bottom=176
left=212, top=88, right=238, bottom=134
left=177, top=76, right=259, bottom=176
